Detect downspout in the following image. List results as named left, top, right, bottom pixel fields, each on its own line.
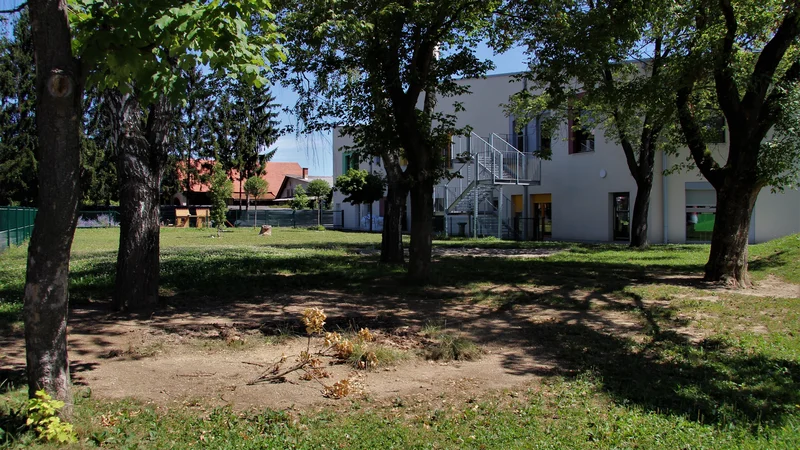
left=662, top=150, right=668, bottom=244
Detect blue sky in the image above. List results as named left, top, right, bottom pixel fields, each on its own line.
left=271, top=43, right=530, bottom=176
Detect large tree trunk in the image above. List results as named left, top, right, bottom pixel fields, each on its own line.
left=629, top=173, right=653, bottom=248
left=381, top=182, right=407, bottom=263
left=24, top=0, right=83, bottom=412
left=408, top=179, right=434, bottom=281
left=704, top=178, right=760, bottom=287
left=112, top=94, right=171, bottom=311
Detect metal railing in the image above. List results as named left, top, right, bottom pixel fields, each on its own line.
left=0, top=206, right=37, bottom=252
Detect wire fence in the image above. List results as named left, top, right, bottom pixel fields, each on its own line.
left=227, top=209, right=337, bottom=228
left=0, top=206, right=36, bottom=252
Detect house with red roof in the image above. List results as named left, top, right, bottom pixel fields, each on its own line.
left=172, top=160, right=306, bottom=207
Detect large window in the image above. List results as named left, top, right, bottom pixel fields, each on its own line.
left=612, top=193, right=630, bottom=241
left=686, top=189, right=716, bottom=242
left=569, top=113, right=594, bottom=154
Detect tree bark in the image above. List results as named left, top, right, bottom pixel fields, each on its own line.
left=24, top=0, right=83, bottom=413
left=111, top=94, right=171, bottom=311
left=629, top=177, right=653, bottom=248
left=704, top=176, right=760, bottom=287
left=628, top=144, right=656, bottom=249
left=408, top=178, right=434, bottom=281
left=380, top=182, right=407, bottom=263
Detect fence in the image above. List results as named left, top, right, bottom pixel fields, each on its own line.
left=77, top=210, right=120, bottom=228
left=0, top=206, right=37, bottom=252
left=228, top=209, right=337, bottom=228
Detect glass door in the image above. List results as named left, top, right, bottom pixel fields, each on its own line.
left=613, top=193, right=630, bottom=241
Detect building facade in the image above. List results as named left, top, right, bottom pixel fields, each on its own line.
left=332, top=73, right=800, bottom=244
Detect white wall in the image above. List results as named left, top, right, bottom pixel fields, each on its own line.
left=332, top=75, right=800, bottom=243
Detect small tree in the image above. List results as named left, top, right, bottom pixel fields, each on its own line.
left=244, top=175, right=268, bottom=227
left=209, top=165, right=233, bottom=236
left=334, top=169, right=385, bottom=231
left=306, top=179, right=332, bottom=226
left=290, top=185, right=309, bottom=211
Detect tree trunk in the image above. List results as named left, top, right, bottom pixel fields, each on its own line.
left=112, top=94, right=171, bottom=311
left=408, top=179, right=434, bottom=281
left=381, top=183, right=407, bottom=263
left=704, top=179, right=760, bottom=287
left=24, top=0, right=83, bottom=412
left=629, top=176, right=653, bottom=248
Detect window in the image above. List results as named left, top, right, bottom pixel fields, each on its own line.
left=612, top=193, right=630, bottom=241
left=686, top=189, right=716, bottom=242
left=568, top=112, right=594, bottom=154
left=442, top=134, right=453, bottom=169
left=343, top=152, right=358, bottom=171
left=703, top=114, right=726, bottom=144
left=511, top=119, right=525, bottom=152
left=540, top=127, right=551, bottom=155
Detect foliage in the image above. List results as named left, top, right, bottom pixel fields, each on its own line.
left=80, top=93, right=119, bottom=207
left=279, top=0, right=502, bottom=274
left=69, top=0, right=285, bottom=106
left=334, top=169, right=385, bottom=206
left=206, top=77, right=282, bottom=187
left=25, top=390, right=76, bottom=444
left=499, top=0, right=680, bottom=159
left=0, top=12, right=37, bottom=206
left=306, top=179, right=332, bottom=209
left=670, top=0, right=800, bottom=192
left=244, top=176, right=269, bottom=202
left=208, top=164, right=232, bottom=230
left=290, top=185, right=309, bottom=210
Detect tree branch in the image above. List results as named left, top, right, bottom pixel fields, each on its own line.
left=713, top=0, right=743, bottom=120
left=602, top=68, right=640, bottom=181
left=0, top=2, right=26, bottom=14
left=677, top=85, right=724, bottom=189
left=742, top=3, right=800, bottom=113
left=757, top=59, right=800, bottom=137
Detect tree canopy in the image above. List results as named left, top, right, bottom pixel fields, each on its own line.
left=334, top=168, right=385, bottom=206
left=278, top=0, right=501, bottom=277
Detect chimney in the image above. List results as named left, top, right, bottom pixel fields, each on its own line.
left=302, top=167, right=308, bottom=179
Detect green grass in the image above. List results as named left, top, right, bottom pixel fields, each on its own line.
left=1, top=229, right=800, bottom=448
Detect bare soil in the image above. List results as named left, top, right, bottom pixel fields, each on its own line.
left=0, top=287, right=673, bottom=411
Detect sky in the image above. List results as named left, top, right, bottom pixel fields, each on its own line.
left=270, top=43, right=530, bottom=176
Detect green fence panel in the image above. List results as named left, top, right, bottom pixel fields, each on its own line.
left=0, top=206, right=37, bottom=252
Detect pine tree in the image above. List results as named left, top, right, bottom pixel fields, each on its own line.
left=0, top=12, right=37, bottom=206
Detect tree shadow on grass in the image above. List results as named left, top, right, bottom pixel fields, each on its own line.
left=445, top=281, right=798, bottom=430
left=520, top=322, right=799, bottom=430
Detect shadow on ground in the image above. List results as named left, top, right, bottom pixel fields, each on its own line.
left=2, top=243, right=797, bottom=430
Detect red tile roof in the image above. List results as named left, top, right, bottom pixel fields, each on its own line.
left=177, top=160, right=303, bottom=201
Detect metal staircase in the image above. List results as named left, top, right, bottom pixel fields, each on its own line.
left=434, top=132, right=541, bottom=238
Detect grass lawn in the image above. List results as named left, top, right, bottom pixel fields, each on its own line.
left=1, top=228, right=799, bottom=449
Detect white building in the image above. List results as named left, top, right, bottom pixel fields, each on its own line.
left=332, top=72, right=800, bottom=244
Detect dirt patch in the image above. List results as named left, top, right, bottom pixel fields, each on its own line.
left=0, top=281, right=706, bottom=411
